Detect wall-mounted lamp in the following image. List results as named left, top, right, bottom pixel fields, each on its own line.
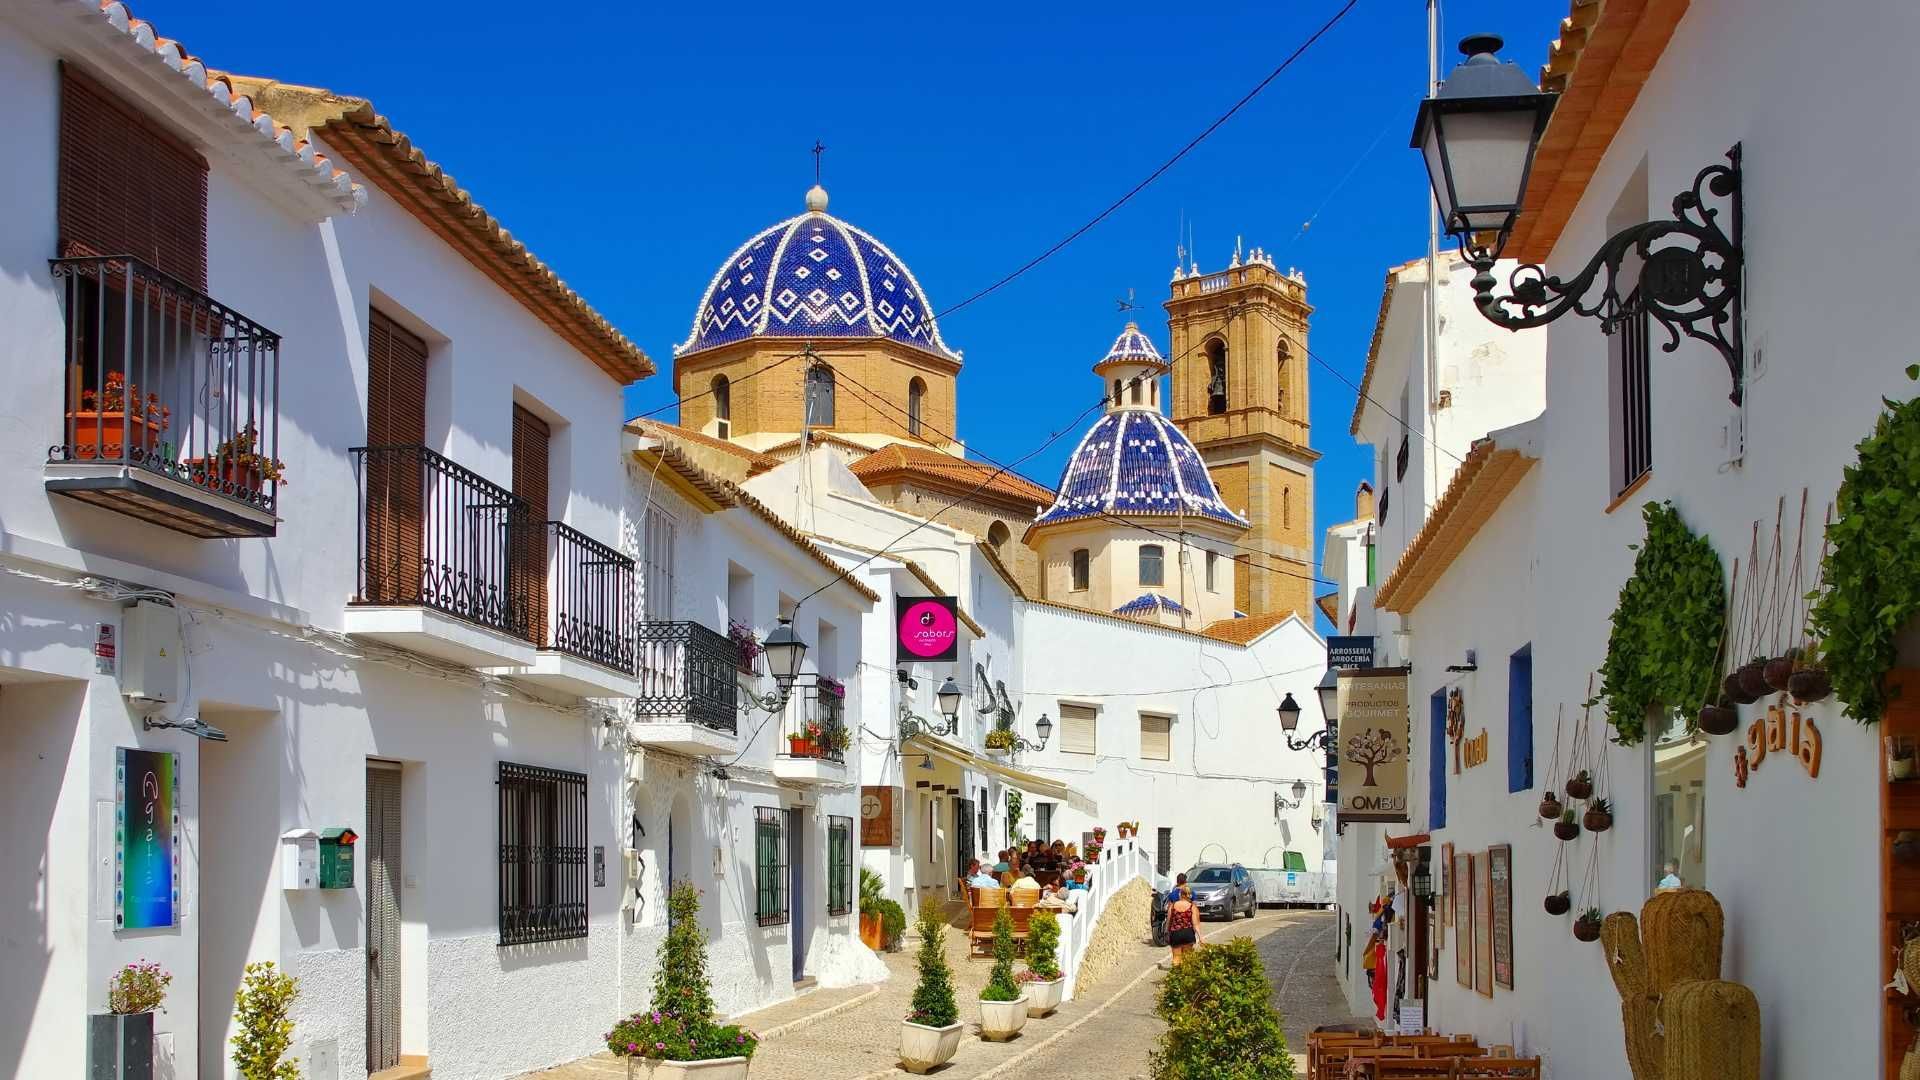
left=740, top=618, right=810, bottom=714
left=898, top=669, right=962, bottom=739
left=1279, top=692, right=1334, bottom=753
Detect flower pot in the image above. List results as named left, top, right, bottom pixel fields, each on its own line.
left=859, top=911, right=885, bottom=951
left=900, top=1020, right=964, bottom=1074
left=1543, top=892, right=1572, bottom=916
left=1723, top=672, right=1760, bottom=706
left=1698, top=703, right=1739, bottom=736
left=1763, top=656, right=1796, bottom=692
left=788, top=736, right=818, bottom=758
left=1564, top=775, right=1593, bottom=801
left=978, top=995, right=1029, bottom=1041
left=984, top=747, right=1010, bottom=761
left=185, top=456, right=267, bottom=494
left=1583, top=810, right=1613, bottom=833
left=1789, top=668, right=1832, bottom=704
left=1024, top=976, right=1065, bottom=1017
left=625, top=1055, right=750, bottom=1080
left=1736, top=661, right=1771, bottom=701
left=1537, top=796, right=1563, bottom=821
left=87, top=1011, right=154, bottom=1080
left=1553, top=820, right=1581, bottom=842
left=67, top=412, right=159, bottom=462
left=1573, top=916, right=1604, bottom=942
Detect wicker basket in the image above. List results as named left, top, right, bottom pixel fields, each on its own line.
left=1903, top=935, right=1920, bottom=990
left=1662, top=980, right=1760, bottom=1080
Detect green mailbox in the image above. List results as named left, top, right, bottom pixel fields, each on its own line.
left=319, top=827, right=357, bottom=889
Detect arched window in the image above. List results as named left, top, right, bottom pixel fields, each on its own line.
left=1071, top=549, right=1090, bottom=591
left=1283, top=487, right=1292, bottom=528
left=711, top=374, right=731, bottom=439
left=987, top=520, right=1010, bottom=557
left=805, top=364, right=835, bottom=427
left=1113, top=378, right=1123, bottom=405
left=1139, top=544, right=1164, bottom=587
left=1130, top=377, right=1143, bottom=405
left=1205, top=339, right=1228, bottom=415
left=1277, top=339, right=1291, bottom=413
left=907, top=377, right=926, bottom=437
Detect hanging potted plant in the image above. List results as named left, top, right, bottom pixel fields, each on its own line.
left=187, top=421, right=286, bottom=493
left=1573, top=907, right=1605, bottom=942
left=819, top=723, right=851, bottom=758
left=1596, top=502, right=1727, bottom=744
left=607, top=883, right=757, bottom=1078
left=901, top=901, right=963, bottom=1073
left=728, top=622, right=762, bottom=676
left=1698, top=694, right=1740, bottom=737
left=983, top=727, right=1016, bottom=759
left=789, top=720, right=823, bottom=759
left=1544, top=891, right=1572, bottom=916
left=1538, top=792, right=1563, bottom=821
left=1554, top=809, right=1581, bottom=842
left=1583, top=798, right=1614, bottom=834
left=1020, top=908, right=1065, bottom=1017
left=69, top=372, right=169, bottom=461
left=977, top=906, right=1029, bottom=1041
left=859, top=869, right=887, bottom=951
left=1565, top=769, right=1593, bottom=801
left=91, top=960, right=170, bottom=1079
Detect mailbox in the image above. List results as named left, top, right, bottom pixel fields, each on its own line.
left=280, top=829, right=319, bottom=890
left=319, top=827, right=357, bottom=889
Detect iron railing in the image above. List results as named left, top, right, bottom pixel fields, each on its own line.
left=351, top=445, right=532, bottom=641
left=497, top=760, right=589, bottom=946
left=633, top=621, right=739, bottom=734
left=50, top=255, right=282, bottom=516
left=781, top=685, right=847, bottom=763
left=754, top=806, right=787, bottom=926
left=540, top=521, right=636, bottom=673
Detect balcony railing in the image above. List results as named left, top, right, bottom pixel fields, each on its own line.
left=351, top=444, right=533, bottom=641
left=633, top=621, right=739, bottom=734
left=48, top=255, right=282, bottom=536
left=539, top=521, right=636, bottom=673
left=781, top=685, right=848, bottom=763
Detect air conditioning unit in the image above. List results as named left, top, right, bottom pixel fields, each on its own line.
left=118, top=600, right=181, bottom=707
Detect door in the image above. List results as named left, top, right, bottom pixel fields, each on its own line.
left=363, top=311, right=427, bottom=605
left=510, top=404, right=550, bottom=643
left=365, top=765, right=403, bottom=1073
left=952, top=796, right=975, bottom=885
left=786, top=808, right=805, bottom=980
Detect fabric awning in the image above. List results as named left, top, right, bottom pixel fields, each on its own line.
left=910, top=735, right=1098, bottom=815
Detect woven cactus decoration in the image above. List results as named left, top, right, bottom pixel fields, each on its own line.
left=1600, top=889, right=1757, bottom=1080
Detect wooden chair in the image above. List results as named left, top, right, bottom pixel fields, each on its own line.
left=1334, top=1044, right=1416, bottom=1079
left=1009, top=887, right=1041, bottom=908
left=968, top=888, right=1009, bottom=956
left=1310, top=1031, right=1381, bottom=1080
left=1449, top=1059, right=1541, bottom=1079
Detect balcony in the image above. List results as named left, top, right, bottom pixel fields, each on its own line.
left=773, top=683, right=849, bottom=784
left=44, top=255, right=281, bottom=538
left=490, top=521, right=640, bottom=697
left=626, top=621, right=739, bottom=756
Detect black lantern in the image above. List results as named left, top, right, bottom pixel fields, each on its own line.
left=1033, top=713, right=1053, bottom=748
left=1277, top=692, right=1303, bottom=733
left=1413, top=862, right=1435, bottom=906
left=762, top=618, right=808, bottom=699
left=1291, top=779, right=1308, bottom=803
left=1315, top=667, right=1340, bottom=725
left=1411, top=34, right=1557, bottom=248
left=936, top=677, right=963, bottom=722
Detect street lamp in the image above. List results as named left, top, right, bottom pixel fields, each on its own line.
left=936, top=677, right=963, bottom=724
left=1277, top=692, right=1302, bottom=733
left=1279, top=690, right=1334, bottom=753
left=762, top=618, right=808, bottom=699
left=1314, top=668, right=1339, bottom=726
left=1414, top=34, right=1746, bottom=404
left=897, top=669, right=957, bottom=739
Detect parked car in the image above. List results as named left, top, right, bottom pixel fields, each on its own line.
left=1187, top=863, right=1258, bottom=921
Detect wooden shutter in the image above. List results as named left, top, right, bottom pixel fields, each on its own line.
left=1139, top=713, right=1171, bottom=761
left=1059, top=704, right=1096, bottom=756
left=363, top=311, right=428, bottom=604
left=58, top=65, right=208, bottom=290
left=364, top=766, right=403, bottom=1072
left=512, top=405, right=551, bottom=643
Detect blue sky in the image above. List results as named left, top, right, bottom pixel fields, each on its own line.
left=146, top=0, right=1561, bottom=612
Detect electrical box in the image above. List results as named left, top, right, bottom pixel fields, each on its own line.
left=318, top=828, right=357, bottom=889
left=117, top=600, right=180, bottom=706
left=280, top=829, right=319, bottom=890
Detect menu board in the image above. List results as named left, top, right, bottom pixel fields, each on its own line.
left=1489, top=844, right=1515, bottom=990
left=1441, top=842, right=1455, bottom=928
left=1474, top=853, right=1494, bottom=998
left=1454, top=851, right=1474, bottom=988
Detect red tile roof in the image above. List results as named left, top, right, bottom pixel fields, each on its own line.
left=848, top=443, right=1054, bottom=511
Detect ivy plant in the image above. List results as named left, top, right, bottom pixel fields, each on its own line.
left=1807, top=369, right=1920, bottom=725
left=1595, top=501, right=1726, bottom=745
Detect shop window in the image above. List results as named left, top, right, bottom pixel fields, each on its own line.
left=1508, top=645, right=1534, bottom=792
left=827, top=816, right=852, bottom=916
left=1651, top=709, right=1706, bottom=893
left=755, top=807, right=787, bottom=925
left=1428, top=689, right=1447, bottom=830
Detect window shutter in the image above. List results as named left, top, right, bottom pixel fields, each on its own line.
left=1508, top=645, right=1535, bottom=792
left=1139, top=713, right=1171, bottom=761
left=362, top=311, right=428, bottom=605
left=511, top=405, right=551, bottom=643
left=1429, top=690, right=1448, bottom=830
left=1059, top=704, right=1096, bottom=756
left=58, top=65, right=208, bottom=290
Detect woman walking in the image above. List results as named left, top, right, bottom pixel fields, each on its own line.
left=1165, top=883, right=1198, bottom=966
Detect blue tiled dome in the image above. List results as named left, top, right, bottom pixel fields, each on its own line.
left=1034, top=409, right=1249, bottom=529
left=676, top=188, right=960, bottom=362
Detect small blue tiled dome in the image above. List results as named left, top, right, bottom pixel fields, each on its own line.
left=676, top=187, right=960, bottom=362
left=1113, top=593, right=1191, bottom=617
left=1034, top=409, right=1249, bottom=529
left=1096, top=323, right=1167, bottom=371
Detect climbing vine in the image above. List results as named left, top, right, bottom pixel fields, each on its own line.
left=1806, top=368, right=1920, bottom=725
left=1596, top=501, right=1726, bottom=745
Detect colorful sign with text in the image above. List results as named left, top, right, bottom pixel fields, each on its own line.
left=896, top=596, right=960, bottom=662
left=1337, top=669, right=1409, bottom=822
left=116, top=747, right=180, bottom=930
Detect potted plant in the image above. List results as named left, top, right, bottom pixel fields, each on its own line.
left=70, top=372, right=169, bottom=461
left=816, top=674, right=846, bottom=699
left=1021, top=908, right=1065, bottom=1017
left=1538, top=793, right=1564, bottom=821
left=901, top=901, right=963, bottom=1073
left=90, top=960, right=170, bottom=1079
left=231, top=961, right=299, bottom=1080
left=977, top=905, right=1028, bottom=1041
left=984, top=727, right=1016, bottom=759
left=728, top=621, right=762, bottom=676
left=1736, top=657, right=1771, bottom=701
left=1554, top=809, right=1581, bottom=842
left=1789, top=640, right=1833, bottom=703
left=1573, top=907, right=1604, bottom=942
left=1698, top=695, right=1740, bottom=736
left=819, top=723, right=851, bottom=757
left=1723, top=670, right=1761, bottom=706
left=1564, top=770, right=1593, bottom=801
left=1583, top=798, right=1614, bottom=833
left=1891, top=737, right=1919, bottom=782
left=189, top=421, right=286, bottom=492
left=789, top=720, right=823, bottom=758
left=608, top=882, right=757, bottom=1078
left=1763, top=648, right=1798, bottom=693
left=1544, top=891, right=1572, bottom=916
left=859, top=869, right=887, bottom=951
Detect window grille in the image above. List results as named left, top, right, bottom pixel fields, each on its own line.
left=1036, top=802, right=1054, bottom=845
left=497, top=761, right=588, bottom=946
left=828, top=816, right=853, bottom=916
left=1617, top=297, right=1653, bottom=493
left=755, top=807, right=787, bottom=926
left=1156, top=827, right=1173, bottom=876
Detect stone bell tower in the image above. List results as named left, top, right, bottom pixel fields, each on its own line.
left=1166, top=248, right=1318, bottom=621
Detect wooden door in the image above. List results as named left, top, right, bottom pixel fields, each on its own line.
left=511, top=405, right=550, bottom=644
left=365, top=765, right=403, bottom=1073
left=363, top=312, right=427, bottom=604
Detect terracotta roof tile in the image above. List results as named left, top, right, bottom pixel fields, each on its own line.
left=1199, top=609, right=1294, bottom=645
left=1375, top=436, right=1538, bottom=614
left=848, top=443, right=1054, bottom=511
left=628, top=419, right=780, bottom=470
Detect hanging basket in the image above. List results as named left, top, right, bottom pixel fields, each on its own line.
left=1565, top=774, right=1593, bottom=801
left=1788, top=667, right=1832, bottom=703
left=1544, top=892, right=1572, bottom=916
left=1736, top=661, right=1771, bottom=701
left=1583, top=808, right=1614, bottom=833
left=1573, top=914, right=1604, bottom=942
left=1723, top=672, right=1761, bottom=706
left=1538, top=795, right=1563, bottom=821
left=1698, top=701, right=1740, bottom=736
left=1554, top=820, right=1581, bottom=842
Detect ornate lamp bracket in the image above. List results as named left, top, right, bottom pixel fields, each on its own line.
left=1466, top=144, right=1744, bottom=404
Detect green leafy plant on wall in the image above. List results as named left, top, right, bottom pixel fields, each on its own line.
left=1595, top=501, right=1726, bottom=745
left=1005, top=788, right=1024, bottom=847
left=231, top=961, right=300, bottom=1080
left=1807, top=367, right=1920, bottom=725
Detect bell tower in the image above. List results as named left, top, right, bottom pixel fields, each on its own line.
left=1166, top=248, right=1318, bottom=621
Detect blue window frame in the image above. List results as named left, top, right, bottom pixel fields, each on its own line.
left=1429, top=688, right=1447, bottom=830
left=1509, top=644, right=1534, bottom=792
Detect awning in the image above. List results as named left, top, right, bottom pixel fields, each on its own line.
left=910, top=735, right=1098, bottom=815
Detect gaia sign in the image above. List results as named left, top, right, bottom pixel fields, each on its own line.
left=116, top=747, right=180, bottom=930
left=1337, top=669, right=1409, bottom=822
left=896, top=596, right=959, bottom=662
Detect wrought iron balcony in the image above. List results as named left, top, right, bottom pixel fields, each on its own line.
left=46, top=255, right=281, bottom=538
left=633, top=621, right=739, bottom=734
left=780, top=684, right=849, bottom=764
left=537, top=520, right=636, bottom=673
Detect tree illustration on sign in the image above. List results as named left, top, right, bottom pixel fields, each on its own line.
left=1347, top=726, right=1402, bottom=787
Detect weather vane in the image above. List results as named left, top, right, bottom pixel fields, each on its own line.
left=1116, top=287, right=1139, bottom=313
left=811, top=140, right=826, bottom=184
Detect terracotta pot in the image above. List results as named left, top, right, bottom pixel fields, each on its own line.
left=1763, top=656, right=1796, bottom=692
left=900, top=1020, right=964, bottom=1074
left=1538, top=796, right=1563, bottom=821
left=1543, top=892, right=1572, bottom=916
left=1698, top=703, right=1739, bottom=736
left=1737, top=661, right=1771, bottom=701
left=1024, top=976, right=1065, bottom=1017
left=859, top=911, right=885, bottom=951
left=1565, top=775, right=1593, bottom=801
left=1723, top=672, right=1760, bottom=706
left=66, top=412, right=159, bottom=461
left=1789, top=668, right=1832, bottom=703
left=625, top=1056, right=749, bottom=1080
left=977, top=995, right=1029, bottom=1041
left=1583, top=809, right=1613, bottom=833
left=1553, top=820, right=1581, bottom=842
left=1573, top=916, right=1603, bottom=942
left=788, top=736, right=818, bottom=758
left=185, top=456, right=267, bottom=493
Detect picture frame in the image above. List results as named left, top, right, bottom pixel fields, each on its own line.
left=1455, top=851, right=1474, bottom=988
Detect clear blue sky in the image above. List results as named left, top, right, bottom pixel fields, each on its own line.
left=146, top=0, right=1561, bottom=618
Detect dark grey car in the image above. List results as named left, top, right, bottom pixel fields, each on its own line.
left=1187, top=863, right=1258, bottom=920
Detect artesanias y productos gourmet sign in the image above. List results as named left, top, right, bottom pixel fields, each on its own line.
left=896, top=596, right=960, bottom=663
left=1337, top=668, right=1410, bottom=822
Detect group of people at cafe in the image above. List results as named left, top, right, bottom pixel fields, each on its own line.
left=963, top=839, right=1091, bottom=910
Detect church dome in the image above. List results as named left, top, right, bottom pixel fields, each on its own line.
left=1033, top=408, right=1248, bottom=530
left=676, top=186, right=960, bottom=362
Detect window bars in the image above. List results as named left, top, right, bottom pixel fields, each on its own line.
left=755, top=806, right=788, bottom=926
left=497, top=761, right=588, bottom=946
left=828, top=816, right=853, bottom=916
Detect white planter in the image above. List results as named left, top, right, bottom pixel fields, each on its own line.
left=978, top=995, right=1030, bottom=1041
left=1024, top=976, right=1065, bottom=1017
left=984, top=747, right=1010, bottom=760
left=625, top=1055, right=750, bottom=1080
left=899, top=1020, right=964, bottom=1074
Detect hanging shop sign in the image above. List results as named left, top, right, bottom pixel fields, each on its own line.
left=1445, top=688, right=1490, bottom=772
left=1735, top=700, right=1823, bottom=787
left=896, top=596, right=960, bottom=663
left=1328, top=635, right=1377, bottom=670
left=861, top=785, right=897, bottom=847
left=1336, top=668, right=1409, bottom=822
left=116, top=747, right=180, bottom=930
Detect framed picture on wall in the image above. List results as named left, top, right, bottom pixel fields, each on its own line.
left=1441, top=842, right=1455, bottom=930
left=1455, top=851, right=1474, bottom=988
left=1489, top=844, right=1515, bottom=991
left=1474, top=853, right=1494, bottom=998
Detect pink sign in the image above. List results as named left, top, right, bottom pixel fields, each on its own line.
left=897, top=597, right=959, bottom=661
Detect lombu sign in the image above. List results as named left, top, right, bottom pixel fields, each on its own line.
left=1337, top=669, right=1409, bottom=822
left=896, top=596, right=960, bottom=662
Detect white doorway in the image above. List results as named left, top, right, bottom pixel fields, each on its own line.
left=197, top=708, right=277, bottom=1080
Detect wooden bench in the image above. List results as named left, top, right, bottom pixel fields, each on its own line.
left=967, top=887, right=1041, bottom=956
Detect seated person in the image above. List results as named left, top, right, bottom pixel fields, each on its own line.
left=1048, top=839, right=1068, bottom=866
left=1037, top=882, right=1078, bottom=912
left=1011, top=867, right=1042, bottom=891
left=992, top=849, right=1011, bottom=874
left=965, top=859, right=1000, bottom=889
